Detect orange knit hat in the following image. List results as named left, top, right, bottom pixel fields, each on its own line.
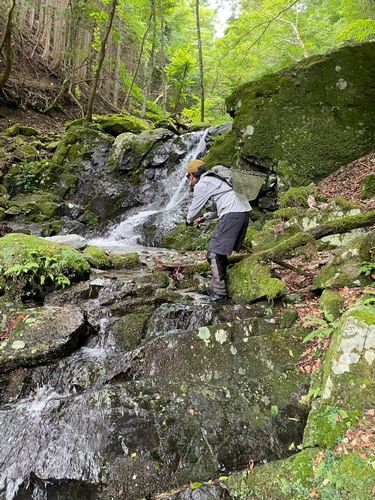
left=187, top=159, right=205, bottom=173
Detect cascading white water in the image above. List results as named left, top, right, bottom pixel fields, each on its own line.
left=88, top=130, right=208, bottom=248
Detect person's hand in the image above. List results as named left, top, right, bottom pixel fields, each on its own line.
left=195, top=216, right=206, bottom=224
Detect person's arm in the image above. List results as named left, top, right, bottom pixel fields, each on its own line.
left=186, top=180, right=215, bottom=223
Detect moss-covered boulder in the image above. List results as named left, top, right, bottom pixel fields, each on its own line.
left=225, top=303, right=375, bottom=500
left=360, top=173, right=375, bottom=200
left=319, top=290, right=345, bottom=320
left=11, top=145, right=38, bottom=162
left=110, top=252, right=141, bottom=269
left=162, top=224, right=201, bottom=250
left=312, top=232, right=375, bottom=290
left=304, top=305, right=375, bottom=447
left=226, top=254, right=287, bottom=303
left=94, top=114, right=150, bottom=136
left=188, top=121, right=211, bottom=132
left=19, top=126, right=40, bottom=137
left=203, top=130, right=238, bottom=169
left=279, top=185, right=317, bottom=208
left=0, top=233, right=91, bottom=300
left=112, top=313, right=150, bottom=351
left=0, top=306, right=86, bottom=373
left=2, top=123, right=20, bottom=137
left=226, top=43, right=375, bottom=190
left=83, top=246, right=111, bottom=269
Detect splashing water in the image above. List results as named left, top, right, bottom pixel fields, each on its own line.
left=89, top=130, right=208, bottom=248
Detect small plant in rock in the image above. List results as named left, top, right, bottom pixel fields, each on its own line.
left=302, top=315, right=339, bottom=343
left=358, top=246, right=375, bottom=278
left=7, top=160, right=38, bottom=193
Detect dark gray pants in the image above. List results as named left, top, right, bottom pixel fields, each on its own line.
left=206, top=212, right=249, bottom=296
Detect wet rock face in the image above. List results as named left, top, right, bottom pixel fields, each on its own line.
left=224, top=42, right=375, bottom=191
left=0, top=266, right=310, bottom=500
left=0, top=306, right=86, bottom=372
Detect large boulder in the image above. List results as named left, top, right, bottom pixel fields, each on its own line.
left=312, top=231, right=375, bottom=290
left=225, top=304, right=375, bottom=499
left=0, top=306, right=86, bottom=373
left=225, top=43, right=375, bottom=191
left=226, top=254, right=287, bottom=303
left=0, top=233, right=91, bottom=299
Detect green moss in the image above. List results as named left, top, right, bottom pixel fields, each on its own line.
left=110, top=252, right=141, bottom=269
left=226, top=254, right=287, bottom=303
left=280, top=185, right=317, bottom=208
left=112, top=313, right=149, bottom=351
left=260, top=232, right=316, bottom=261
left=83, top=208, right=100, bottom=227
left=360, top=174, right=375, bottom=200
left=162, top=224, right=201, bottom=251
left=319, top=290, right=345, bottom=320
left=2, top=123, right=20, bottom=137
left=83, top=246, right=111, bottom=269
left=0, top=233, right=90, bottom=300
left=324, top=197, right=362, bottom=213
left=188, top=121, right=211, bottom=132
left=150, top=271, right=169, bottom=288
left=203, top=130, right=237, bottom=169
left=274, top=207, right=299, bottom=220
left=94, top=114, right=150, bottom=136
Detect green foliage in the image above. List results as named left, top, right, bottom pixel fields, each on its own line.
left=7, top=160, right=38, bottom=193
left=302, top=315, right=339, bottom=343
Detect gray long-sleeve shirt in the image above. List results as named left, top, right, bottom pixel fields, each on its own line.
left=187, top=175, right=251, bottom=223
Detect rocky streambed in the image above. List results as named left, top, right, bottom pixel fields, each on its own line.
left=0, top=247, right=310, bottom=500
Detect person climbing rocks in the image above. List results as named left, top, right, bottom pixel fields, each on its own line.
left=185, top=159, right=251, bottom=302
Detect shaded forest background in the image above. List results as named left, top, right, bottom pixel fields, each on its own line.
left=0, top=0, right=374, bottom=124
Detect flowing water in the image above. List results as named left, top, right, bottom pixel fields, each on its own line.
left=88, top=130, right=208, bottom=249
left=0, top=131, right=209, bottom=499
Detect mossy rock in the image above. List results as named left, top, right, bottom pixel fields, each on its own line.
left=303, top=305, right=375, bottom=451
left=360, top=173, right=375, bottom=200
left=188, top=121, right=211, bottom=132
left=162, top=224, right=201, bottom=250
left=312, top=232, right=375, bottom=290
left=0, top=306, right=86, bottom=373
left=319, top=290, right=345, bottom=320
left=154, top=288, right=194, bottom=304
left=276, top=308, right=298, bottom=329
left=110, top=252, right=141, bottom=269
left=83, top=246, right=111, bottom=269
left=19, top=126, right=40, bottom=137
left=273, top=207, right=299, bottom=220
left=2, top=123, right=20, bottom=137
left=226, top=254, right=287, bottom=303
left=150, top=270, right=170, bottom=288
left=279, top=185, right=317, bottom=208
left=0, top=151, right=6, bottom=159
left=112, top=313, right=149, bottom=351
left=226, top=43, right=375, bottom=189
left=226, top=445, right=375, bottom=500
left=203, top=130, right=238, bottom=169
left=0, top=233, right=91, bottom=300
left=94, top=114, right=150, bottom=136
left=10, top=145, right=38, bottom=162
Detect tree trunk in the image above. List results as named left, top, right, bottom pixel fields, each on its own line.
left=160, top=0, right=167, bottom=118
left=141, top=0, right=156, bottom=118
left=112, top=17, right=122, bottom=107
left=51, top=0, right=68, bottom=71
left=0, top=0, right=16, bottom=89
left=122, top=9, right=152, bottom=112
left=85, top=0, right=117, bottom=123
left=41, top=0, right=54, bottom=60
left=195, top=0, right=204, bottom=122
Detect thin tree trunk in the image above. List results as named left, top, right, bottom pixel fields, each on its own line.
left=160, top=0, right=166, bottom=118
left=112, top=17, right=122, bottom=107
left=122, top=9, right=152, bottom=112
left=42, top=0, right=54, bottom=60
left=86, top=0, right=117, bottom=123
left=173, top=63, right=188, bottom=113
left=195, top=0, right=204, bottom=121
left=0, top=0, right=16, bottom=89
left=141, top=0, right=156, bottom=118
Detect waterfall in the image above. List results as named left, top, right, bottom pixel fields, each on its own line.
left=88, top=130, right=208, bottom=248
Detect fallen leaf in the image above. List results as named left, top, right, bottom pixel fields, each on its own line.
left=310, top=490, right=319, bottom=498
left=189, top=409, right=194, bottom=415
left=249, top=459, right=254, bottom=470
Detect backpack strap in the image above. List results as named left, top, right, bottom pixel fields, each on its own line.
left=202, top=164, right=233, bottom=188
